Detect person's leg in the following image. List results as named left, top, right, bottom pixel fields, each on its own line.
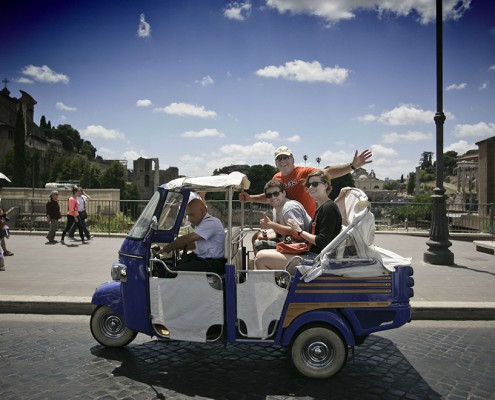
left=254, top=249, right=299, bottom=273
left=61, top=216, right=74, bottom=242
left=68, top=219, right=76, bottom=238
left=80, top=218, right=91, bottom=239
left=48, top=218, right=59, bottom=241
left=76, top=221, right=85, bottom=242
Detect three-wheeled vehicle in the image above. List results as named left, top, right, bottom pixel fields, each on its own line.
left=90, top=172, right=414, bottom=379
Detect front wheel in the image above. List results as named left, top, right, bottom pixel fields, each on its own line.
left=291, top=327, right=348, bottom=379
left=90, top=305, right=137, bottom=347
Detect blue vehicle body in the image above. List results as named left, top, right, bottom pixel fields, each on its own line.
left=90, top=173, right=414, bottom=378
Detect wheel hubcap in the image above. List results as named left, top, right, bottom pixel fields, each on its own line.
left=304, top=341, right=334, bottom=368
left=102, top=314, right=125, bottom=338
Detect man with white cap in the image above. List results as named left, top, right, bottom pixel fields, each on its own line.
left=240, top=146, right=371, bottom=217
left=46, top=190, right=61, bottom=243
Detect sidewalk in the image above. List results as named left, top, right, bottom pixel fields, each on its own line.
left=0, top=231, right=494, bottom=319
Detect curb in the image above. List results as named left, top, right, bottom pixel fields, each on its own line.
left=1, top=297, right=494, bottom=320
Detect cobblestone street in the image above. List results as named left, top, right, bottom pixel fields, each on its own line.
left=1, top=315, right=494, bottom=399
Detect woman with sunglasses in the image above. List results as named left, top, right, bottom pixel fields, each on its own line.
left=252, top=180, right=311, bottom=254
left=255, top=170, right=342, bottom=273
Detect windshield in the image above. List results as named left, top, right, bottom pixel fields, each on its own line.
left=127, top=190, right=187, bottom=239
left=157, top=191, right=185, bottom=230
left=127, top=191, right=161, bottom=239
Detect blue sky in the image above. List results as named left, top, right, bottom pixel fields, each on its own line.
left=2, top=0, right=494, bottom=179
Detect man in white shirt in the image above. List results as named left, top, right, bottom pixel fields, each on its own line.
left=160, top=198, right=226, bottom=274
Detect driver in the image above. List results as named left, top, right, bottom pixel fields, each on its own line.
left=159, top=198, right=226, bottom=275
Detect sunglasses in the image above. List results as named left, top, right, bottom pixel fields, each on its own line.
left=275, top=155, right=290, bottom=162
left=265, top=190, right=282, bottom=199
left=306, top=181, right=324, bottom=188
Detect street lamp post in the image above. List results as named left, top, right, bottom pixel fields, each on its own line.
left=316, top=157, right=321, bottom=168
left=303, top=155, right=308, bottom=166
left=423, top=0, right=454, bottom=265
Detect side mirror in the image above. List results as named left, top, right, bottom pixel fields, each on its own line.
left=150, top=215, right=158, bottom=230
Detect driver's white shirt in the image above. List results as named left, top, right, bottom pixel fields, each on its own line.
left=193, top=213, right=225, bottom=259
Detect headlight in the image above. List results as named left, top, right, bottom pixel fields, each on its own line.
left=111, top=262, right=127, bottom=282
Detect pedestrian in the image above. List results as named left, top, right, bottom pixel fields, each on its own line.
left=60, top=187, right=86, bottom=245
left=68, top=187, right=93, bottom=240
left=240, top=146, right=372, bottom=217
left=0, top=207, right=14, bottom=256
left=45, top=190, right=61, bottom=243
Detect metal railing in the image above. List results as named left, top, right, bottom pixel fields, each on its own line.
left=1, top=197, right=493, bottom=235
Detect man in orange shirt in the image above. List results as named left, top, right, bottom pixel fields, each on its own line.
left=240, top=146, right=372, bottom=217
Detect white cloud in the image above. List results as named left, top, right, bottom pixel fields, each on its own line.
left=255, top=129, right=280, bottom=140
left=381, top=131, right=432, bottom=143
left=287, top=135, right=301, bottom=143
left=223, top=2, right=252, bottom=21
left=320, top=149, right=358, bottom=165
left=16, top=77, right=33, bottom=84
left=370, top=144, right=398, bottom=157
left=59, top=115, right=67, bottom=121
left=97, top=147, right=117, bottom=157
left=122, top=150, right=145, bottom=162
left=489, top=65, right=495, bottom=71
left=154, top=102, right=217, bottom=118
left=445, top=140, right=477, bottom=155
left=453, top=121, right=495, bottom=138
left=136, top=99, right=152, bottom=107
left=56, top=102, right=77, bottom=111
left=196, top=75, right=214, bottom=86
left=81, top=125, right=126, bottom=140
left=256, top=60, right=349, bottom=84
left=479, top=81, right=489, bottom=90
left=446, top=82, right=467, bottom=91
left=357, top=114, right=378, bottom=123
left=265, top=0, right=472, bottom=25
left=137, top=13, right=151, bottom=38
left=359, top=104, right=439, bottom=126
left=21, top=65, right=69, bottom=84
left=180, top=128, right=225, bottom=138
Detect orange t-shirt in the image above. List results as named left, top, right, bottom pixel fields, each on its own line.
left=273, top=166, right=318, bottom=217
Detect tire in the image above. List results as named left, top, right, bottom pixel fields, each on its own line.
left=90, top=305, right=137, bottom=347
left=291, top=327, right=348, bottom=379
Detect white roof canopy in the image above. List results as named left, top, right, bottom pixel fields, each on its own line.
left=161, top=171, right=250, bottom=192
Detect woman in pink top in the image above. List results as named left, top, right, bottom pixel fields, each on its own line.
left=60, top=187, right=86, bottom=244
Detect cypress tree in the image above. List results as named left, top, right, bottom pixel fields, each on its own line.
left=13, top=106, right=26, bottom=186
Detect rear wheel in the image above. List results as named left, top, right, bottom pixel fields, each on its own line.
left=291, top=327, right=348, bottom=379
left=90, top=305, right=137, bottom=347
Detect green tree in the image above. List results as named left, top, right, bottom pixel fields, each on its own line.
left=443, top=150, right=458, bottom=177
left=13, top=107, right=27, bottom=186
left=383, top=180, right=400, bottom=190
left=407, top=172, right=415, bottom=195
left=50, top=154, right=89, bottom=183
left=121, top=182, right=140, bottom=200
left=52, top=124, right=82, bottom=152
left=80, top=163, right=102, bottom=189
left=101, top=161, right=126, bottom=190
left=246, top=164, right=277, bottom=196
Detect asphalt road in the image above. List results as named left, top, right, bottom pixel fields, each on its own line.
left=0, top=315, right=494, bottom=400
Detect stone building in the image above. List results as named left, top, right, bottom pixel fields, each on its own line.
left=476, top=136, right=495, bottom=218
left=131, top=157, right=179, bottom=199
left=0, top=85, right=64, bottom=174
left=352, top=168, right=384, bottom=191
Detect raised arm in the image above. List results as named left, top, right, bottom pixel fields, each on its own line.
left=324, top=149, right=372, bottom=179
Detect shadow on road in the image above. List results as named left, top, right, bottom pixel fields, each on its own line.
left=91, top=335, right=441, bottom=399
